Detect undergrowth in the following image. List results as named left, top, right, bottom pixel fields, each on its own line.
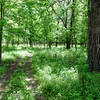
left=2, top=58, right=35, bottom=100
left=31, top=47, right=100, bottom=100
left=0, top=46, right=100, bottom=100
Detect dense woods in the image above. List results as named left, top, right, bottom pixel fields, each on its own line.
left=0, top=0, right=88, bottom=50
left=0, top=0, right=100, bottom=100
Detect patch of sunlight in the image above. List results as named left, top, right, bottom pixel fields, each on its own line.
left=26, top=86, right=32, bottom=90
left=17, top=46, right=22, bottom=50
left=20, top=50, right=34, bottom=57
left=61, top=51, right=67, bottom=57
left=40, top=66, right=52, bottom=74
left=38, top=66, right=78, bottom=83
left=3, top=53, right=15, bottom=60
left=25, top=78, right=33, bottom=82
left=5, top=50, right=33, bottom=58
left=38, top=66, right=52, bottom=80
left=59, top=67, right=78, bottom=81
left=57, top=45, right=65, bottom=48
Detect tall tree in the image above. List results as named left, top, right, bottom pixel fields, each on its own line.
left=49, top=0, right=71, bottom=49
left=88, top=0, right=100, bottom=71
left=0, top=0, right=5, bottom=64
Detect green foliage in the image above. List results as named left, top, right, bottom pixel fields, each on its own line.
left=0, top=66, right=6, bottom=76
left=0, top=19, right=6, bottom=26
left=0, top=0, right=98, bottom=99
left=0, top=0, right=88, bottom=47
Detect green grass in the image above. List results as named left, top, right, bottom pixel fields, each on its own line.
left=2, top=58, right=35, bottom=100
left=0, top=45, right=34, bottom=100
left=1, top=46, right=100, bottom=100
left=31, top=47, right=100, bottom=100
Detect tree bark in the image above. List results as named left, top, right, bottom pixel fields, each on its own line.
left=88, top=0, right=100, bottom=71
left=56, top=21, right=59, bottom=47
left=48, top=42, right=52, bottom=49
left=29, top=38, right=32, bottom=47
left=0, top=3, right=3, bottom=64
left=66, top=39, right=70, bottom=49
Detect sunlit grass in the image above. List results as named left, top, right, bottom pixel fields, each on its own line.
left=31, top=47, right=100, bottom=100
left=0, top=45, right=100, bottom=100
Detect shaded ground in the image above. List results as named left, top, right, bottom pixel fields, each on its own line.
left=0, top=58, right=21, bottom=99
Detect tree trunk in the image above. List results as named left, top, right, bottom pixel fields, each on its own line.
left=70, top=0, right=77, bottom=49
left=0, top=4, right=3, bottom=64
left=66, top=39, right=70, bottom=49
left=0, top=27, right=3, bottom=64
left=56, top=42, right=58, bottom=47
left=29, top=36, right=32, bottom=47
left=56, top=21, right=59, bottom=47
left=12, top=39, right=14, bottom=46
left=88, top=0, right=100, bottom=71
left=48, top=42, right=52, bottom=49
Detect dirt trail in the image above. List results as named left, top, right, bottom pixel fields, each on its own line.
left=0, top=54, right=45, bottom=100
left=0, top=58, right=21, bottom=99
left=0, top=52, right=32, bottom=99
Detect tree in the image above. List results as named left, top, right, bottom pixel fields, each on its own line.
left=0, top=0, right=5, bottom=64
left=88, top=0, right=100, bottom=71
left=49, top=0, right=71, bottom=49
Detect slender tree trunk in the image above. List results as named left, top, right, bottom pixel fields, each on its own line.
left=56, top=42, right=58, bottom=47
left=64, top=10, right=71, bottom=49
left=0, top=4, right=3, bottom=64
left=56, top=21, right=59, bottom=47
left=48, top=42, right=52, bottom=49
left=12, top=39, right=14, bottom=46
left=51, top=0, right=71, bottom=49
left=66, top=39, right=70, bottom=49
left=29, top=35, right=32, bottom=47
left=29, top=39, right=32, bottom=47
left=88, top=0, right=100, bottom=71
left=70, top=0, right=75, bottom=32
left=0, top=27, right=3, bottom=64
left=70, top=0, right=77, bottom=49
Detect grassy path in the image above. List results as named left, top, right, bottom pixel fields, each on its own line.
left=0, top=52, right=44, bottom=100
left=23, top=57, right=44, bottom=100
left=0, top=58, right=21, bottom=99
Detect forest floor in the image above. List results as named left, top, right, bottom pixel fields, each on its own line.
left=0, top=46, right=100, bottom=100
left=0, top=47, right=44, bottom=100
left=0, top=57, right=21, bottom=99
